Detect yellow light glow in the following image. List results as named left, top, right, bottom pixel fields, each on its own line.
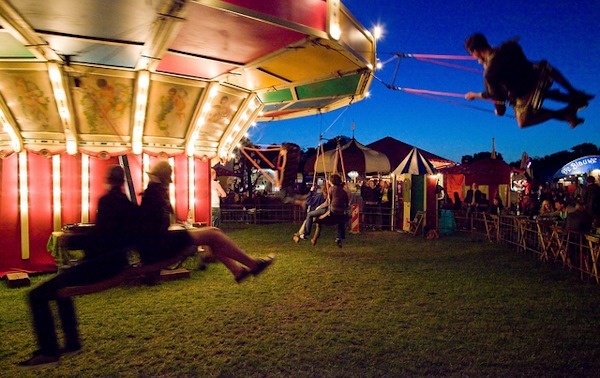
left=168, top=157, right=176, bottom=211
left=81, top=154, right=89, bottom=222
left=132, top=71, right=150, bottom=155
left=52, top=155, right=62, bottom=230
left=188, top=157, right=195, bottom=220
left=0, top=108, right=22, bottom=152
left=19, top=151, right=30, bottom=259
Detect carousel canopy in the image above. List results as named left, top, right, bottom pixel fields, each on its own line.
left=553, top=155, right=600, bottom=179
left=392, top=147, right=437, bottom=176
left=0, top=0, right=375, bottom=158
left=305, top=138, right=390, bottom=175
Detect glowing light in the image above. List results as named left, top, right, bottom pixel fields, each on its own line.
left=52, top=155, right=62, bottom=231
left=81, top=154, right=89, bottom=222
left=0, top=107, right=22, bottom=152
left=19, top=152, right=30, bottom=259
left=373, top=24, right=384, bottom=40
left=188, top=157, right=195, bottom=219
left=132, top=71, right=150, bottom=155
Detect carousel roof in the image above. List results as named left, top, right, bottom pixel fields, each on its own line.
left=0, top=0, right=375, bottom=158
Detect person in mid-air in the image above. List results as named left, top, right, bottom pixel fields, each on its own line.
left=464, top=33, right=594, bottom=128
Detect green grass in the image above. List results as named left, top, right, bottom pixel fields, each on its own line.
left=2, top=224, right=600, bottom=377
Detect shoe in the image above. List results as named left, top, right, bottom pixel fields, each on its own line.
left=235, top=267, right=251, bottom=284
left=570, top=91, right=594, bottom=110
left=18, top=351, right=59, bottom=368
left=335, top=238, right=342, bottom=248
left=293, top=234, right=306, bottom=243
left=250, top=255, right=275, bottom=277
left=561, top=105, right=585, bottom=128
left=60, top=345, right=82, bottom=357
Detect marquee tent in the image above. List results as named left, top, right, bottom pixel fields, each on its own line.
left=392, top=147, right=437, bottom=176
left=304, top=138, right=390, bottom=175
left=368, top=137, right=455, bottom=170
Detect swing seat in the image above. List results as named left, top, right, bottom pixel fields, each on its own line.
left=530, top=60, right=553, bottom=111
left=315, top=209, right=348, bottom=226
left=56, top=245, right=197, bottom=298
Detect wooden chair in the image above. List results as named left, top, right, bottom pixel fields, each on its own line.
left=408, top=211, right=425, bottom=236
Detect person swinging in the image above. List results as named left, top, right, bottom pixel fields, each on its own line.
left=464, top=33, right=594, bottom=128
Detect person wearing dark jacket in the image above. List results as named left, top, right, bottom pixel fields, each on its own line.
left=19, top=165, right=138, bottom=368
left=464, top=33, right=593, bottom=128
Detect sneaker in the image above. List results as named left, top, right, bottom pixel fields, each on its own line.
left=250, top=254, right=275, bottom=277
left=335, top=238, right=343, bottom=248
left=235, top=267, right=251, bottom=284
left=18, top=351, right=59, bottom=368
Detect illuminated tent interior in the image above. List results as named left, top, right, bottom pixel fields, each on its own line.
left=0, top=0, right=376, bottom=277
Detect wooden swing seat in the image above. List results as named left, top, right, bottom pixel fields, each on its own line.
left=56, top=246, right=196, bottom=298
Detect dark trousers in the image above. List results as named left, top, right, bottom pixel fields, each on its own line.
left=28, top=255, right=127, bottom=355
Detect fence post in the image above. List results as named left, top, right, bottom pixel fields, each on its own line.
left=350, top=204, right=360, bottom=233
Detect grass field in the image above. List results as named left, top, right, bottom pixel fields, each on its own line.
left=1, top=224, right=600, bottom=377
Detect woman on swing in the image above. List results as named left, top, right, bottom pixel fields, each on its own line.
left=311, top=173, right=351, bottom=248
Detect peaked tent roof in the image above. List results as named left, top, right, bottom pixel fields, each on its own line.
left=368, top=137, right=455, bottom=170
left=305, top=138, right=390, bottom=174
left=392, top=147, right=437, bottom=175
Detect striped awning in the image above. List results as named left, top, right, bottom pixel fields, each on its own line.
left=392, top=147, right=437, bottom=176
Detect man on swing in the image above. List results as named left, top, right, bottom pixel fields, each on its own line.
left=464, top=33, right=594, bottom=128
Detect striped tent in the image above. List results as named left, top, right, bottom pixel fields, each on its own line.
left=392, top=147, right=437, bottom=175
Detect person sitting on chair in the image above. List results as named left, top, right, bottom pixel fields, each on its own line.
left=464, top=33, right=593, bottom=128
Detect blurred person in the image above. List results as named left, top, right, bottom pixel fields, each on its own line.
left=294, top=184, right=328, bottom=242
left=211, top=168, right=227, bottom=227
left=311, top=174, right=351, bottom=247
left=464, top=33, right=593, bottom=128
left=139, top=161, right=274, bottom=284
left=19, top=165, right=138, bottom=367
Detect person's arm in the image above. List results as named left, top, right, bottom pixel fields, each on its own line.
left=216, top=182, right=226, bottom=198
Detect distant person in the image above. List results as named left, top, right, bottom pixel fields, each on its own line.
left=464, top=33, right=593, bottom=128
left=19, top=165, right=138, bottom=367
left=311, top=174, right=351, bottom=247
left=211, top=168, right=227, bottom=227
left=294, top=184, right=328, bottom=242
left=583, top=176, right=600, bottom=227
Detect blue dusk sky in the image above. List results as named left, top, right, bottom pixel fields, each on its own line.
left=248, top=0, right=599, bottom=164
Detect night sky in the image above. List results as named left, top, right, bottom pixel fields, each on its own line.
left=249, top=0, right=600, bottom=164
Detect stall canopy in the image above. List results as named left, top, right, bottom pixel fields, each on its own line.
left=392, top=147, right=437, bottom=175
left=304, top=138, right=390, bottom=175
left=553, top=155, right=600, bottom=179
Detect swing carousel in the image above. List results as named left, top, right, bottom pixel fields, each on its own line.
left=0, top=0, right=377, bottom=277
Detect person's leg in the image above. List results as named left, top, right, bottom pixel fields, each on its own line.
left=187, top=227, right=273, bottom=278
left=28, top=280, right=61, bottom=357
left=304, top=207, right=327, bottom=237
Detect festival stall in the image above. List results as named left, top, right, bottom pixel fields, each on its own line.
left=391, top=147, right=438, bottom=232
left=0, top=0, right=376, bottom=278
left=553, top=155, right=600, bottom=186
left=439, top=157, right=514, bottom=210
